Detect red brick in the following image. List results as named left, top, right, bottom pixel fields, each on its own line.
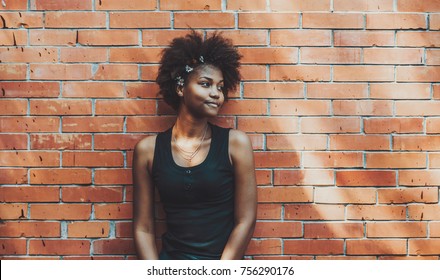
left=347, top=240, right=406, bottom=255
left=0, top=169, right=27, bottom=184
left=266, top=134, right=327, bottom=151
left=254, top=152, right=299, bottom=168
left=0, top=204, right=27, bottom=219
left=334, top=0, right=393, bottom=11
left=0, top=12, right=43, bottom=28
left=220, top=100, right=268, bottom=115
left=227, top=0, right=265, bottom=10
left=245, top=239, right=281, bottom=255
left=256, top=170, right=272, bottom=186
left=333, top=100, right=392, bottom=116
left=94, top=168, right=132, bottom=185
left=409, top=205, right=440, bottom=220
left=270, top=65, right=331, bottom=81
left=318, top=256, right=376, bottom=260
left=316, top=188, right=376, bottom=204
left=0, top=134, right=27, bottom=150
left=334, top=66, right=394, bottom=81
left=62, top=186, right=123, bottom=203
left=140, top=65, right=160, bottom=80
left=0, top=187, right=59, bottom=202
left=364, top=48, right=424, bottom=64
left=109, top=12, right=170, bottom=28
left=62, top=82, right=124, bottom=98
left=0, top=47, right=57, bottom=62
left=347, top=205, right=406, bottom=220
left=240, top=47, right=298, bottom=64
left=397, top=31, right=440, bottom=47
left=94, top=134, right=145, bottom=150
left=302, top=117, right=361, bottom=133
left=29, top=239, right=90, bottom=255
left=398, top=66, right=440, bottom=82
left=429, top=153, right=440, bottom=167
left=379, top=256, right=438, bottom=260
left=370, top=83, right=430, bottom=99
left=68, top=221, right=110, bottom=238
left=0, top=64, right=26, bottom=80
left=209, top=30, right=267, bottom=46
left=257, top=187, right=312, bottom=203
left=330, top=135, right=390, bottom=150
left=31, top=204, right=91, bottom=220
left=30, top=168, right=91, bottom=184
left=397, top=101, right=440, bottom=116
left=284, top=240, right=344, bottom=255
left=32, top=0, right=92, bottom=10
left=29, top=30, right=76, bottom=46
left=30, top=64, right=92, bottom=80
left=0, top=221, right=60, bottom=237
left=271, top=29, right=331, bottom=46
left=0, top=82, right=59, bottom=98
left=367, top=222, right=427, bottom=238
left=0, top=0, right=27, bottom=10
left=45, top=11, right=105, bottom=28
left=126, top=82, right=159, bottom=98
left=0, top=151, right=59, bottom=167
left=303, top=152, right=363, bottom=168
left=409, top=239, right=440, bottom=255
left=274, top=170, right=334, bottom=186
left=301, top=47, right=361, bottom=64
left=253, top=222, right=302, bottom=238
left=62, top=117, right=124, bottom=133
left=78, top=30, right=138, bottom=46
left=161, top=0, right=221, bottom=10
left=240, top=65, right=266, bottom=81
left=394, top=136, right=440, bottom=151
left=0, top=30, right=27, bottom=45
left=400, top=170, right=440, bottom=186
left=334, top=30, right=394, bottom=46
left=238, top=117, right=298, bottom=133
left=337, top=170, right=396, bottom=187
left=174, top=12, right=234, bottom=28
left=95, top=0, right=156, bottom=10
left=367, top=13, right=426, bottom=29
left=0, top=99, right=27, bottom=115
left=431, top=14, right=440, bottom=30
left=366, top=152, right=426, bottom=168
left=126, top=116, right=175, bottom=132
left=60, top=48, right=107, bottom=62
left=243, top=82, right=303, bottom=99
left=239, top=13, right=299, bottom=28
left=271, top=100, right=330, bottom=116
left=308, top=83, right=367, bottom=99
left=379, top=187, right=438, bottom=204
left=257, top=204, right=281, bottom=220
left=0, top=117, right=60, bottom=132
left=30, top=99, right=92, bottom=115
left=398, top=0, right=440, bottom=12
left=304, top=223, right=364, bottom=238
left=116, top=222, right=133, bottom=238
left=92, top=64, right=138, bottom=80
left=109, top=48, right=163, bottom=63
left=429, top=222, right=440, bottom=237
left=271, top=0, right=330, bottom=11
left=303, top=12, right=363, bottom=29
left=427, top=49, right=440, bottom=65
left=62, top=152, right=123, bottom=167
left=93, top=239, right=135, bottom=255
left=364, top=118, right=423, bottom=134
left=285, top=204, right=345, bottom=220
left=31, top=134, right=92, bottom=150
left=0, top=239, right=26, bottom=255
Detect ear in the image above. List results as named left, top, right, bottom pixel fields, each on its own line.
left=176, top=86, right=184, bottom=97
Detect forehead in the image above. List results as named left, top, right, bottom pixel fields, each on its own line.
left=192, top=64, right=223, bottom=81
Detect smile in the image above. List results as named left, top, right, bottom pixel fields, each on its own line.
left=205, top=102, right=219, bottom=108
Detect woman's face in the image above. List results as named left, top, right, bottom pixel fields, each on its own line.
left=179, top=64, right=225, bottom=118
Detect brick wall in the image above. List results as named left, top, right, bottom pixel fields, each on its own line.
left=1, top=0, right=440, bottom=259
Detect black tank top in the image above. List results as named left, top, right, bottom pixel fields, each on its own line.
left=152, top=123, right=235, bottom=259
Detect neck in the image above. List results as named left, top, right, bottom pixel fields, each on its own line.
left=174, top=108, right=209, bottom=138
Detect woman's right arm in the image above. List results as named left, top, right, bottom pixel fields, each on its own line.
left=132, top=136, right=159, bottom=260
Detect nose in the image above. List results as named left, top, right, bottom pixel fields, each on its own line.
left=209, top=87, right=220, bottom=99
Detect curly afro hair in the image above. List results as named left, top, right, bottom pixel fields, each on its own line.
left=156, top=31, right=242, bottom=111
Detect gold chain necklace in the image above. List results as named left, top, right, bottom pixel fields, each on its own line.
left=172, top=123, right=208, bottom=162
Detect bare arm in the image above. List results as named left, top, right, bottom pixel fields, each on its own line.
left=132, top=136, right=159, bottom=260
left=221, top=130, right=257, bottom=260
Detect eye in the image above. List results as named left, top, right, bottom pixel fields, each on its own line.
left=200, top=81, right=210, bottom=87
left=217, top=85, right=224, bottom=92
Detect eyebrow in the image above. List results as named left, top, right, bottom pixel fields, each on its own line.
left=199, top=76, right=224, bottom=83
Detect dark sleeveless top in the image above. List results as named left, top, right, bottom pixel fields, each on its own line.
left=152, top=123, right=235, bottom=260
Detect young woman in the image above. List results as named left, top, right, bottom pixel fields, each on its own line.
left=132, top=31, right=257, bottom=260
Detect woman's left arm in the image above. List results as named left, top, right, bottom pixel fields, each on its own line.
left=221, top=129, right=257, bottom=260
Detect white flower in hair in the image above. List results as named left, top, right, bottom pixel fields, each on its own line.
left=185, top=65, right=193, bottom=73
left=175, top=76, right=184, bottom=86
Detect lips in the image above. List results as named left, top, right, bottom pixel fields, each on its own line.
left=205, top=101, right=219, bottom=108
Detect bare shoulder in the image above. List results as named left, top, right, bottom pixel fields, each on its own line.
left=229, top=129, right=252, bottom=149
left=133, top=135, right=158, bottom=163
